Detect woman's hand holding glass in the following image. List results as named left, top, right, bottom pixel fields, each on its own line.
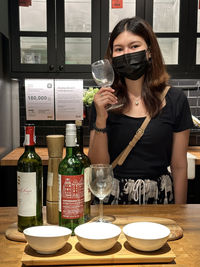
left=94, top=88, right=118, bottom=118
left=91, top=59, right=123, bottom=111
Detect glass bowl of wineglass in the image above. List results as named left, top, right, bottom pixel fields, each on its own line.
left=89, top=164, right=114, bottom=222
left=91, top=59, right=123, bottom=111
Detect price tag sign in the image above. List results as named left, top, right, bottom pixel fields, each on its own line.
left=55, top=79, right=83, bottom=121
left=25, top=79, right=54, bottom=120
left=19, top=0, right=32, bottom=7
left=112, top=0, right=123, bottom=8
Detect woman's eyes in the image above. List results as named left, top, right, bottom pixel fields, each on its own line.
left=114, top=48, right=123, bottom=52
left=114, top=45, right=139, bottom=52
left=131, top=45, right=139, bottom=49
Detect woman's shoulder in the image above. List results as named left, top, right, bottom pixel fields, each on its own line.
left=167, top=86, right=187, bottom=102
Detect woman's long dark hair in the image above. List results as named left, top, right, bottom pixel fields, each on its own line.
left=105, top=17, right=170, bottom=117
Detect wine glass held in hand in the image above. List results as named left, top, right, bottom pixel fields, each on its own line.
left=91, top=59, right=123, bottom=111
left=89, top=164, right=114, bottom=222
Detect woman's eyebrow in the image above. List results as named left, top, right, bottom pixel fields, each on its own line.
left=113, top=41, right=142, bottom=47
left=129, top=41, right=142, bottom=45
left=113, top=44, right=122, bottom=48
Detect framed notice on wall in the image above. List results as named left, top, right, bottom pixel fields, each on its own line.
left=25, top=79, right=54, bottom=120
left=55, top=79, right=83, bottom=121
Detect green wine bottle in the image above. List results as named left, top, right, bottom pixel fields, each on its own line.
left=17, top=124, right=43, bottom=232
left=58, top=124, right=84, bottom=234
left=75, top=120, right=91, bottom=222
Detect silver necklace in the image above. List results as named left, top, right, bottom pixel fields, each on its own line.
left=134, top=97, right=141, bottom=105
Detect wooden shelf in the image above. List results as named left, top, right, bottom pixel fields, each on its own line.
left=1, top=146, right=200, bottom=166
left=0, top=147, right=89, bottom=166
left=188, top=146, right=200, bottom=165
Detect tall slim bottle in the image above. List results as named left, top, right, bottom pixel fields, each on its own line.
left=75, top=120, right=91, bottom=221
left=58, top=124, right=84, bottom=234
left=17, top=124, right=43, bottom=232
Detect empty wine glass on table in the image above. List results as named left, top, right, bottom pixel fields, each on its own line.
left=89, top=164, right=115, bottom=222
left=91, top=59, right=124, bottom=111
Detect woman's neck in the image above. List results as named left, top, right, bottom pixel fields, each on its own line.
left=125, top=76, right=144, bottom=98
left=123, top=76, right=147, bottom=117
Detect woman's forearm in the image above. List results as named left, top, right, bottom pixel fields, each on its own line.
left=88, top=130, right=110, bottom=164
left=88, top=87, right=118, bottom=164
left=170, top=130, right=190, bottom=204
left=171, top=167, right=188, bottom=204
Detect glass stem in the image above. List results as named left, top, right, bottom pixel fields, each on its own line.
left=99, top=199, right=103, bottom=222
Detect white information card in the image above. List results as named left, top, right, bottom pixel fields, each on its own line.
left=55, top=79, right=83, bottom=120
left=25, top=79, right=54, bottom=120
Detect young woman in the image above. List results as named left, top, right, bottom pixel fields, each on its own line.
left=88, top=17, right=193, bottom=204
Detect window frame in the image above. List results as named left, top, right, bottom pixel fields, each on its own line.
left=150, top=0, right=200, bottom=79
left=9, top=0, right=200, bottom=79
left=9, top=0, right=101, bottom=79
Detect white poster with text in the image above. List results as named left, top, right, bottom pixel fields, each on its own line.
left=25, top=79, right=54, bottom=120
left=55, top=79, right=83, bottom=120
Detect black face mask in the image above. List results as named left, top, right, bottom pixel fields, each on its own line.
left=112, top=50, right=149, bottom=80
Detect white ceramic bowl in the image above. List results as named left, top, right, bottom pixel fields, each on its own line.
left=123, top=222, right=170, bottom=252
left=23, top=225, right=72, bottom=254
left=74, top=222, right=121, bottom=252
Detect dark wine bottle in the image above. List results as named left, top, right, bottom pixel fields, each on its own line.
left=17, top=124, right=43, bottom=232
left=58, top=124, right=84, bottom=234
left=75, top=120, right=91, bottom=222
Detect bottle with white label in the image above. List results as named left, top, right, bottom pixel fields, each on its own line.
left=17, top=124, right=43, bottom=232
left=58, top=124, right=84, bottom=234
left=75, top=120, right=91, bottom=222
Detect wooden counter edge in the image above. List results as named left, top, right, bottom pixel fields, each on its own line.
left=1, top=146, right=200, bottom=166
left=188, top=146, right=200, bottom=165
left=0, top=147, right=89, bottom=166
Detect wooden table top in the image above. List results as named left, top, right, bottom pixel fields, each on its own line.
left=187, top=146, right=200, bottom=165
left=1, top=204, right=200, bottom=267
left=1, top=146, right=200, bottom=166
left=0, top=147, right=89, bottom=166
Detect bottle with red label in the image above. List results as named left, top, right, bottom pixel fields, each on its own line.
left=17, top=124, right=43, bottom=232
left=58, top=124, right=84, bottom=233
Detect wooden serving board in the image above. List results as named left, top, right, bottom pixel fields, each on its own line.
left=5, top=222, right=26, bottom=242
left=6, top=216, right=183, bottom=242
left=21, top=234, right=176, bottom=266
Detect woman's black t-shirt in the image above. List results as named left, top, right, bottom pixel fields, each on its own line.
left=89, top=87, right=194, bottom=179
